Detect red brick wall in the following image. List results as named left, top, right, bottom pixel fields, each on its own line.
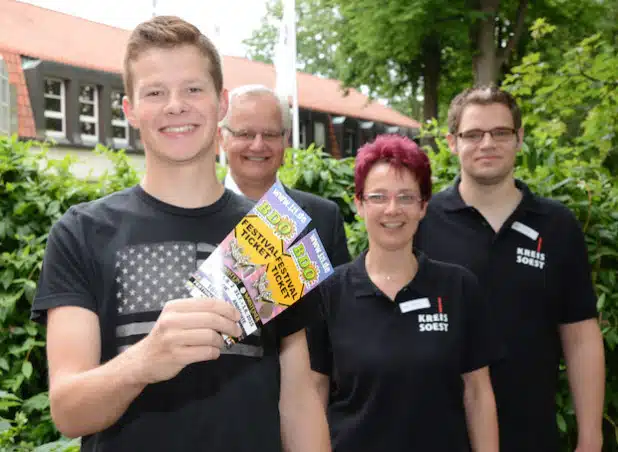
left=0, top=50, right=36, bottom=138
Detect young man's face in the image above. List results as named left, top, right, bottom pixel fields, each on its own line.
left=221, top=93, right=287, bottom=189
left=123, top=44, right=227, bottom=166
left=448, top=103, right=523, bottom=186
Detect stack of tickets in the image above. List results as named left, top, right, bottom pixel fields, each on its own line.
left=186, top=182, right=334, bottom=345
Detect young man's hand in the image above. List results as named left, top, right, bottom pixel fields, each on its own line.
left=129, top=297, right=241, bottom=384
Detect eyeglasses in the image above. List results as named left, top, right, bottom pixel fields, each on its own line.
left=223, top=126, right=286, bottom=143
left=456, top=127, right=517, bottom=143
left=362, top=192, right=424, bottom=206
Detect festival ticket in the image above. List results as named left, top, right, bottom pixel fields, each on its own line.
left=186, top=183, right=334, bottom=345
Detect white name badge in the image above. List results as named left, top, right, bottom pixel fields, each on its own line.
left=399, top=297, right=431, bottom=314
left=511, top=221, right=539, bottom=241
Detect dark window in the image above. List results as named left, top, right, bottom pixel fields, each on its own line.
left=344, top=127, right=357, bottom=157
left=314, top=122, right=326, bottom=147
left=299, top=122, right=307, bottom=149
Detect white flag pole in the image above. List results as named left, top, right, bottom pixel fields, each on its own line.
left=288, top=0, right=299, bottom=149
left=276, top=0, right=299, bottom=149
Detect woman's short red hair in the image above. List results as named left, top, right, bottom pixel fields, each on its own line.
left=354, top=134, right=432, bottom=201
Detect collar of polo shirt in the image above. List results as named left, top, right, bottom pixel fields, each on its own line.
left=350, top=249, right=432, bottom=298
left=439, top=177, right=548, bottom=215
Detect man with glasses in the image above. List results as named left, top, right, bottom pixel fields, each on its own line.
left=220, top=85, right=350, bottom=268
left=414, top=86, right=605, bottom=452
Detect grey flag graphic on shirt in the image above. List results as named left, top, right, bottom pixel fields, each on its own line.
left=113, top=241, right=262, bottom=357
left=115, top=242, right=197, bottom=314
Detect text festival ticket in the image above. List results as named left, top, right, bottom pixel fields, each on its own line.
left=186, top=183, right=334, bottom=345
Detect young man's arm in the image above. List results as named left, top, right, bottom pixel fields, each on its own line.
left=462, top=367, right=499, bottom=452
left=279, top=330, right=330, bottom=452
left=47, top=298, right=241, bottom=438
left=559, top=318, right=605, bottom=452
left=555, top=209, right=605, bottom=452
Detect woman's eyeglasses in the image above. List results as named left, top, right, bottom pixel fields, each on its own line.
left=362, top=193, right=423, bottom=206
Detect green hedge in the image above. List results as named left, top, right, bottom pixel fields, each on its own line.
left=0, top=129, right=616, bottom=450
left=0, top=139, right=139, bottom=451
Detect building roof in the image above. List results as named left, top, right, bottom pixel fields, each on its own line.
left=0, top=0, right=420, bottom=129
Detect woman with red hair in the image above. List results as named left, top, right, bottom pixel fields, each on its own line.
left=306, top=135, right=499, bottom=451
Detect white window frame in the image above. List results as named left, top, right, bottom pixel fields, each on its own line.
left=0, top=58, right=9, bottom=136
left=111, top=90, right=129, bottom=148
left=43, top=78, right=65, bottom=138
left=79, top=84, right=98, bottom=143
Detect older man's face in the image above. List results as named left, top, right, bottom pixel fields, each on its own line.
left=222, top=93, right=287, bottom=188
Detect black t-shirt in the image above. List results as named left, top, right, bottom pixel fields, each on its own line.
left=32, top=186, right=315, bottom=452
left=414, top=179, right=598, bottom=452
left=307, top=250, right=492, bottom=452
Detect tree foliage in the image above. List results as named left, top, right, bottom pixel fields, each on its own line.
left=244, top=0, right=613, bottom=122
left=243, top=0, right=339, bottom=78
left=503, top=20, right=618, bottom=175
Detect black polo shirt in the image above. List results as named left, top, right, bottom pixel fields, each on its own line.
left=414, top=179, right=597, bottom=452
left=307, top=250, right=492, bottom=452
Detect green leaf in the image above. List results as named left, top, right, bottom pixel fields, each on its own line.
left=25, top=322, right=38, bottom=336
left=45, top=200, right=60, bottom=217
left=0, top=391, right=22, bottom=402
left=0, top=400, right=21, bottom=411
left=556, top=413, right=567, bottom=433
left=21, top=361, right=33, bottom=380
left=22, top=392, right=50, bottom=413
left=9, top=337, right=37, bottom=356
left=23, top=279, right=37, bottom=303
left=0, top=219, right=9, bottom=239
left=7, top=374, right=25, bottom=393
left=0, top=417, right=11, bottom=433
left=0, top=269, right=14, bottom=290
left=33, top=437, right=81, bottom=452
left=302, top=170, right=315, bottom=187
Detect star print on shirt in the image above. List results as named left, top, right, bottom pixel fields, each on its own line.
left=115, top=242, right=196, bottom=316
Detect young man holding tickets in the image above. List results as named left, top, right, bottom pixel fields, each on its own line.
left=32, top=16, right=328, bottom=452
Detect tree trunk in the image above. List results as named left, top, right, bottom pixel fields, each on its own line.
left=473, top=0, right=499, bottom=85
left=497, top=0, right=529, bottom=69
left=422, top=35, right=440, bottom=121
left=419, top=35, right=440, bottom=150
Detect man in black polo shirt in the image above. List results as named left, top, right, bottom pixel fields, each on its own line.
left=415, top=86, right=605, bottom=452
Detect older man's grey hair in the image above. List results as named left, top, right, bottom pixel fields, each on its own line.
left=220, top=85, right=292, bottom=132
